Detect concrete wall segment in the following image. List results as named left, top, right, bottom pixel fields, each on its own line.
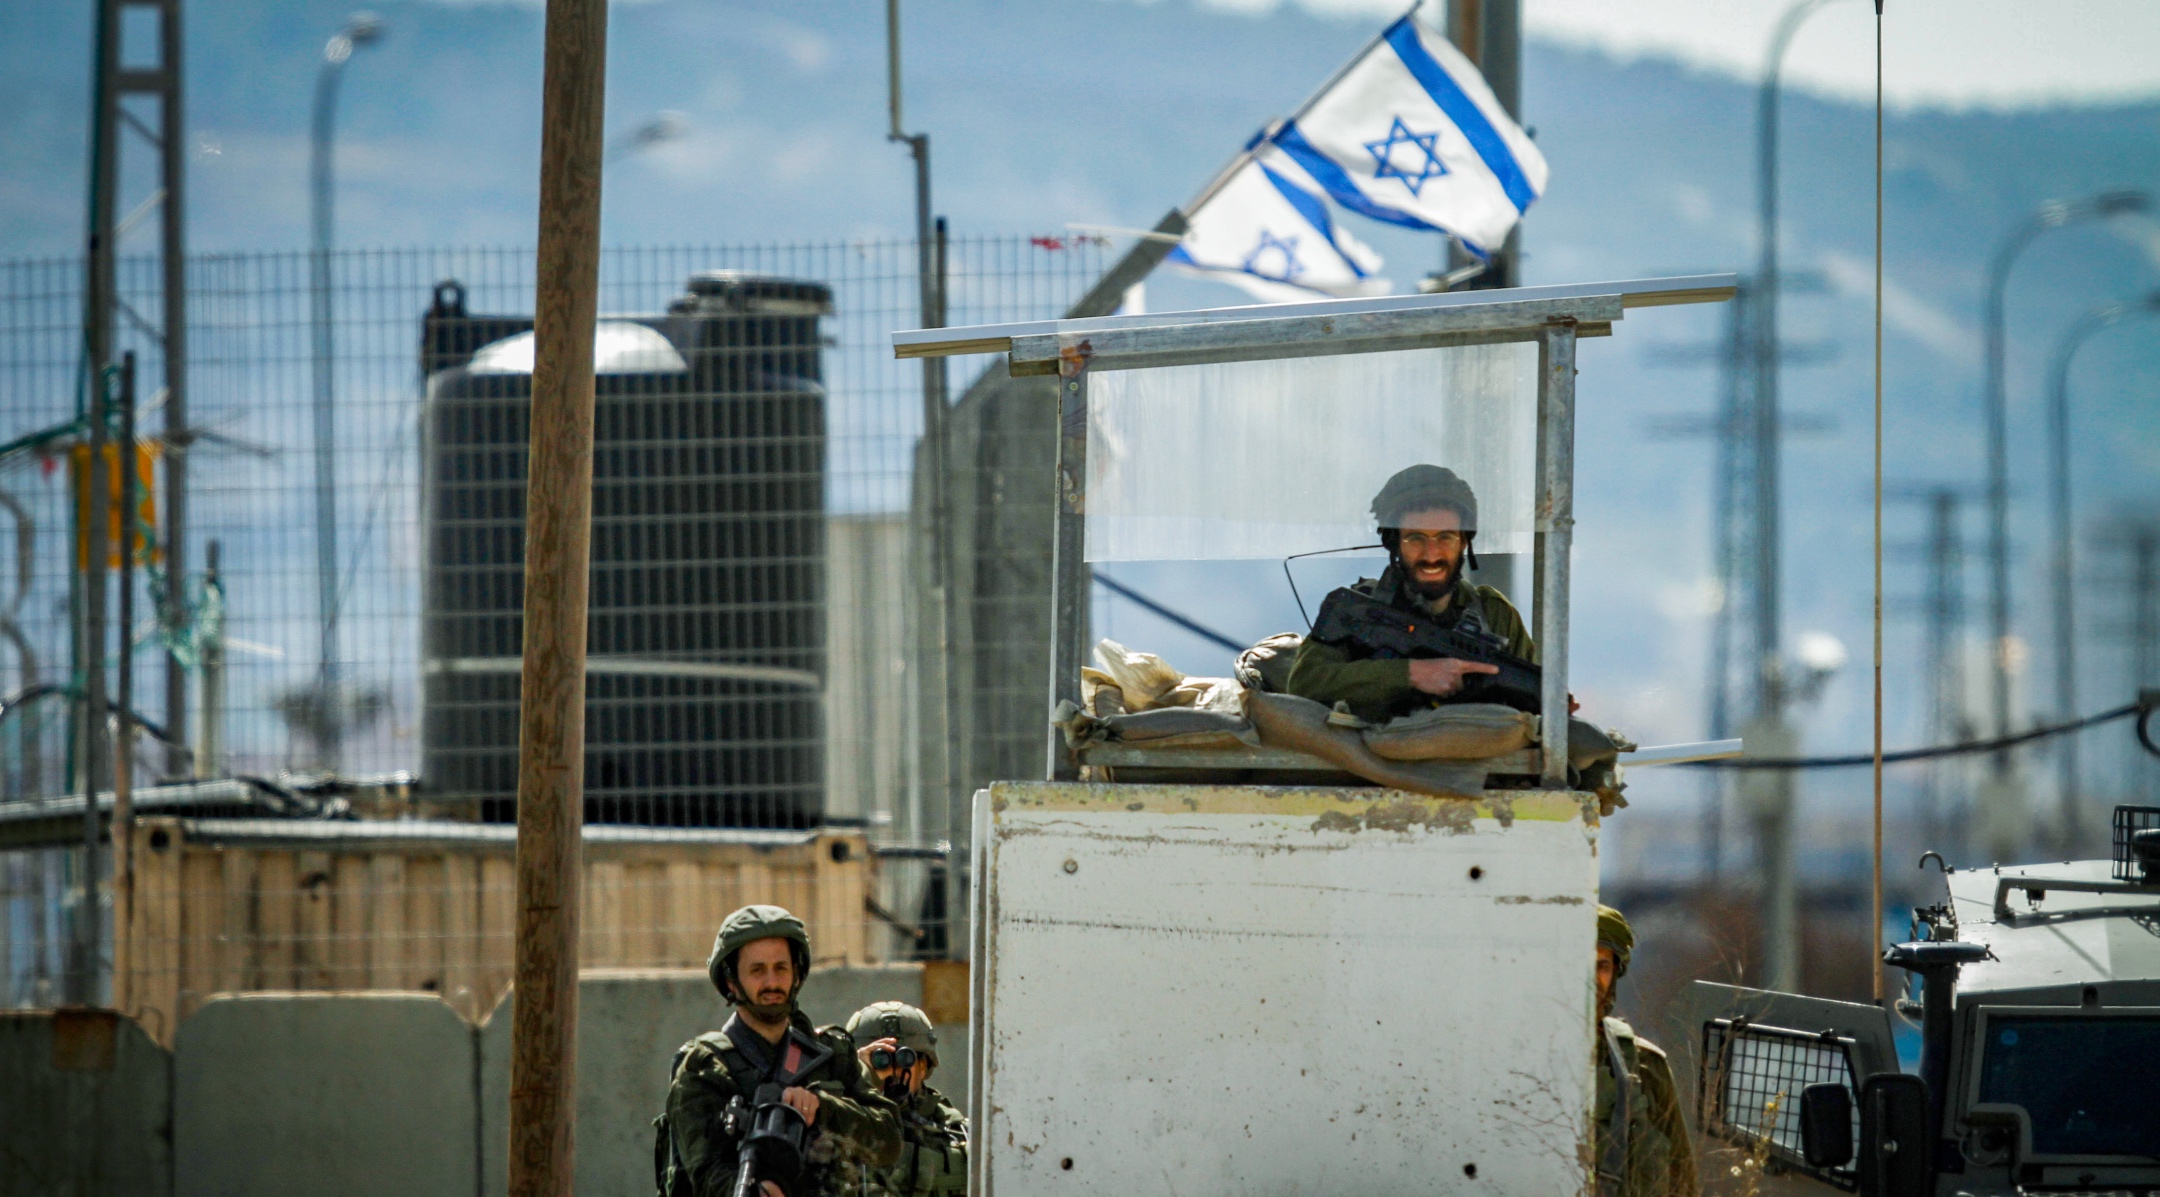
left=173, top=993, right=477, bottom=1197
left=975, top=782, right=1600, bottom=1197
left=0, top=1010, right=172, bottom=1197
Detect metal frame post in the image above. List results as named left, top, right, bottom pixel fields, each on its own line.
left=113, top=352, right=139, bottom=1009
left=1534, top=321, right=1577, bottom=788
left=1045, top=345, right=1091, bottom=781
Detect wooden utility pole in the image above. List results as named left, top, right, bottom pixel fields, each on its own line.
left=508, top=0, right=606, bottom=1193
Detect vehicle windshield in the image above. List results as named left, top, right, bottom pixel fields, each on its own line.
left=1977, top=1015, right=2160, bottom=1159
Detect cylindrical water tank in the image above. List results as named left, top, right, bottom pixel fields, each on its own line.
left=418, top=273, right=831, bottom=827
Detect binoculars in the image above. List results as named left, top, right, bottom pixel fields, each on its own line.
left=868, top=1045, right=918, bottom=1073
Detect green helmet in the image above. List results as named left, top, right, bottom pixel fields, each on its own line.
left=1597, top=904, right=1633, bottom=978
left=707, top=904, right=812, bottom=1001
left=845, top=1001, right=939, bottom=1069
left=1371, top=464, right=1478, bottom=533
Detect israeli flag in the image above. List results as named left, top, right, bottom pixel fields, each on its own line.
left=1272, top=15, right=1547, bottom=257
left=1168, top=141, right=1388, bottom=303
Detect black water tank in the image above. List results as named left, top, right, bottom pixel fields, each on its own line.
left=418, top=273, right=831, bottom=827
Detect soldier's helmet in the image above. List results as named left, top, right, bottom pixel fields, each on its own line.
left=845, top=1001, right=939, bottom=1070
left=707, top=904, right=813, bottom=1001
left=1370, top=464, right=1479, bottom=533
left=1597, top=904, right=1634, bottom=977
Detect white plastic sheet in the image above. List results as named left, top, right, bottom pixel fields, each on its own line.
left=1084, top=342, right=1536, bottom=561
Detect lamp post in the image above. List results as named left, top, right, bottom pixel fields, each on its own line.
left=2043, top=292, right=2160, bottom=849
left=308, top=11, right=384, bottom=770
left=1747, top=0, right=1839, bottom=995
left=1980, top=191, right=2148, bottom=777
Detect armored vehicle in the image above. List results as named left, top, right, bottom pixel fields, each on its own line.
left=1692, top=804, right=2160, bottom=1197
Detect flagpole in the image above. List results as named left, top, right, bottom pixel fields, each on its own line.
left=1181, top=1, right=1419, bottom=216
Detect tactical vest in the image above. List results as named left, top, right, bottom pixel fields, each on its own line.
left=654, top=1022, right=846, bottom=1197
left=881, top=1094, right=967, bottom=1197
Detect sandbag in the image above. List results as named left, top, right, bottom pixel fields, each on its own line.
left=1234, top=632, right=1304, bottom=694
left=1091, top=639, right=1184, bottom=711
left=1244, top=690, right=1483, bottom=799
left=1362, top=703, right=1534, bottom=761
left=1098, top=705, right=1260, bottom=750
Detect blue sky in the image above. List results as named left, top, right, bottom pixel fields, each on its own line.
left=5, top=0, right=2160, bottom=831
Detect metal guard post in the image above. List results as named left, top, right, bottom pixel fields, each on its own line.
left=1046, top=340, right=1092, bottom=780
left=1535, top=321, right=1577, bottom=788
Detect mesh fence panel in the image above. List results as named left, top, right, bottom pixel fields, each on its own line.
left=0, top=239, right=1105, bottom=815
left=0, top=237, right=1112, bottom=1006
left=1700, top=1019, right=1860, bottom=1186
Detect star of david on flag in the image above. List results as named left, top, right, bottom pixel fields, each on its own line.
left=1167, top=140, right=1388, bottom=302
left=1265, top=14, right=1547, bottom=257
left=1365, top=116, right=1448, bottom=196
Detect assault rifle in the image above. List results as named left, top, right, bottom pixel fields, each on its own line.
left=724, top=1084, right=810, bottom=1197
left=1308, top=586, right=1543, bottom=712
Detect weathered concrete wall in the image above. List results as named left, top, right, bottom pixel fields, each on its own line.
left=174, top=993, right=478, bottom=1197
left=973, top=783, right=1601, bottom=1197
left=477, top=965, right=951, bottom=1197
left=0, top=1009, right=172, bottom=1197
left=3, top=967, right=960, bottom=1197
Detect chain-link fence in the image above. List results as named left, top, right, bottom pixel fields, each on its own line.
left=0, top=235, right=1114, bottom=1007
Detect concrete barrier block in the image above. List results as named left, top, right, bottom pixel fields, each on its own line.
left=0, top=1010, right=172, bottom=1197
left=175, top=993, right=477, bottom=1197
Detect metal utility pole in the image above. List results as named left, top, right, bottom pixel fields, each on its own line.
left=507, top=0, right=606, bottom=1192
left=1442, top=0, right=1521, bottom=289
left=888, top=0, right=960, bottom=933
left=113, top=353, right=139, bottom=1010
left=72, top=0, right=125, bottom=1008
left=2094, top=516, right=2160, bottom=798
left=308, top=11, right=386, bottom=771
left=1745, top=0, right=1841, bottom=994
left=2135, top=529, right=2160, bottom=800
left=1979, top=191, right=2148, bottom=763
left=2043, top=295, right=2160, bottom=850
left=1922, top=491, right=1969, bottom=850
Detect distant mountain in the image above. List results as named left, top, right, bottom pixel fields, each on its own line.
left=3, top=0, right=2157, bottom=813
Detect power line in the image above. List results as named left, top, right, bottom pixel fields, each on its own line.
left=1687, top=699, right=2154, bottom=770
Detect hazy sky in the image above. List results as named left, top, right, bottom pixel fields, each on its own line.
left=1138, top=0, right=2160, bottom=109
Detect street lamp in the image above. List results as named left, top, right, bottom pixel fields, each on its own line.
left=1981, top=190, right=2149, bottom=785
left=308, top=10, right=385, bottom=770
left=2044, top=291, right=2160, bottom=847
left=1748, top=0, right=1841, bottom=996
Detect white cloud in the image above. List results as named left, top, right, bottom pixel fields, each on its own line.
left=1528, top=0, right=2160, bottom=111
left=1124, top=0, right=2160, bottom=110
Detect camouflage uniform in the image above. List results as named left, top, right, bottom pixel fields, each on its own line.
left=1595, top=1016, right=1698, bottom=1197
left=1593, top=904, right=1697, bottom=1197
left=1285, top=567, right=1535, bottom=723
left=658, top=906, right=902, bottom=1197
left=862, top=1085, right=967, bottom=1197
left=843, top=1002, right=967, bottom=1197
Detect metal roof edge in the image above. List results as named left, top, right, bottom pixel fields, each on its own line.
left=890, top=273, right=1737, bottom=357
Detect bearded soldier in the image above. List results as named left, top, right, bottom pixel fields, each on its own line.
left=1286, top=464, right=1536, bottom=724
left=658, top=905, right=902, bottom=1197
left=844, top=1002, right=967, bottom=1197
left=1593, top=904, right=1698, bottom=1197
